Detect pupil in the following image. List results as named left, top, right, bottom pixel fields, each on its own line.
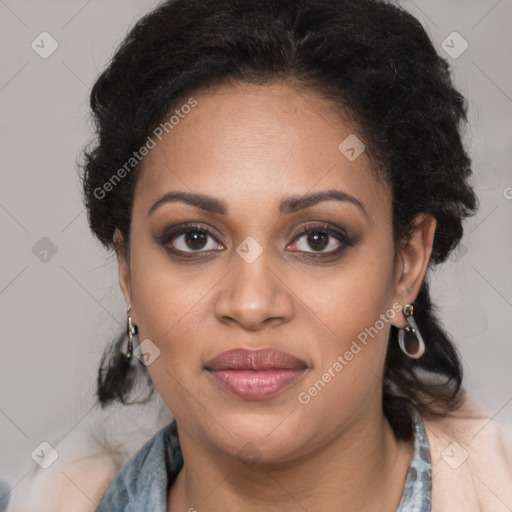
left=186, top=231, right=206, bottom=250
left=183, top=231, right=329, bottom=251
left=308, top=232, right=328, bottom=251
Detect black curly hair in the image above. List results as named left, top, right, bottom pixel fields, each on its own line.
left=80, top=0, right=478, bottom=441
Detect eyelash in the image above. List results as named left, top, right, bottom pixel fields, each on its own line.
left=158, top=222, right=354, bottom=260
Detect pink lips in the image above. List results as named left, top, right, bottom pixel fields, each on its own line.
left=204, top=348, right=308, bottom=400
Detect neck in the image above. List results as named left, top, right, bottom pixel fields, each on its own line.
left=168, top=405, right=414, bottom=512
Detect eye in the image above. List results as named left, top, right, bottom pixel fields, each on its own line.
left=160, top=223, right=224, bottom=255
left=288, top=224, right=352, bottom=255
left=158, top=221, right=354, bottom=260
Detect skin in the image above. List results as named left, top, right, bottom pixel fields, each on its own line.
left=114, top=80, right=436, bottom=512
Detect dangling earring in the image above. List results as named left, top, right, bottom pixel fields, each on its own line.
left=124, top=304, right=139, bottom=361
left=398, top=303, right=425, bottom=359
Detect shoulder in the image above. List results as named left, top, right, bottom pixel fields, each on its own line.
left=6, top=405, right=126, bottom=512
left=95, top=422, right=175, bottom=510
left=422, top=394, right=512, bottom=512
left=7, top=451, right=120, bottom=512
left=7, top=399, right=174, bottom=512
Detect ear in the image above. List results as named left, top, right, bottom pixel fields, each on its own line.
left=390, top=213, right=436, bottom=327
left=113, top=228, right=133, bottom=317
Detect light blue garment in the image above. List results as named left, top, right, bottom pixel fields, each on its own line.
left=96, top=404, right=431, bottom=511
left=396, top=405, right=432, bottom=512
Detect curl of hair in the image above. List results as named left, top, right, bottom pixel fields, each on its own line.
left=96, top=329, right=154, bottom=406
left=82, top=0, right=478, bottom=440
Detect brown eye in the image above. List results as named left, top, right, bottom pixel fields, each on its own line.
left=160, top=223, right=224, bottom=255
left=183, top=230, right=208, bottom=250
left=302, top=231, right=330, bottom=251
left=289, top=224, right=352, bottom=255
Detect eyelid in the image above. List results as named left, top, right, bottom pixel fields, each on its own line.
left=292, top=222, right=351, bottom=242
left=287, top=223, right=353, bottom=254
left=158, top=221, right=354, bottom=257
left=158, top=222, right=225, bottom=249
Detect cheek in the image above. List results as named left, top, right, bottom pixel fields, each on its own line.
left=295, top=235, right=396, bottom=406
left=128, top=252, right=209, bottom=418
left=305, top=234, right=396, bottom=349
left=128, top=243, right=192, bottom=349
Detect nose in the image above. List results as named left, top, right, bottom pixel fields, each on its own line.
left=214, top=254, right=295, bottom=331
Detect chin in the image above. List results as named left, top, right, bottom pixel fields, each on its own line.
left=201, top=408, right=309, bottom=464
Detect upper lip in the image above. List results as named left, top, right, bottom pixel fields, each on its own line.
left=204, top=348, right=308, bottom=371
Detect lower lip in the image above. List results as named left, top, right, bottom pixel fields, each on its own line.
left=206, top=369, right=307, bottom=400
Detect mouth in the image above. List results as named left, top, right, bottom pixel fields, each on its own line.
left=204, top=348, right=309, bottom=400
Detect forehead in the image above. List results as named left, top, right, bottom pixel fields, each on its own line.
left=134, top=81, right=390, bottom=219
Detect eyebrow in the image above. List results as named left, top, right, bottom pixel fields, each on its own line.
left=147, top=189, right=367, bottom=218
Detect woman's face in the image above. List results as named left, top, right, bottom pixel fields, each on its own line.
left=115, top=80, right=433, bottom=463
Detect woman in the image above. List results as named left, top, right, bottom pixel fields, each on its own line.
left=9, top=0, right=512, bottom=510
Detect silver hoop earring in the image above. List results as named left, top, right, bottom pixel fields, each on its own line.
left=125, top=304, right=139, bottom=361
left=398, top=303, right=425, bottom=359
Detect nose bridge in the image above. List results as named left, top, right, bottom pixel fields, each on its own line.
left=214, top=237, right=294, bottom=328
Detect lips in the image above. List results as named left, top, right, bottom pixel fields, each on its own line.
left=204, top=348, right=309, bottom=400
left=204, top=348, right=308, bottom=371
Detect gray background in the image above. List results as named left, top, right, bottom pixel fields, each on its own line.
left=1, top=0, right=511, bottom=495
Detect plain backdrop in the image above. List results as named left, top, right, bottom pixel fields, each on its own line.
left=1, top=0, right=511, bottom=496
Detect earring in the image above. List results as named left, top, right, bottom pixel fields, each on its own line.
left=124, top=304, right=139, bottom=361
left=398, top=303, right=425, bottom=359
